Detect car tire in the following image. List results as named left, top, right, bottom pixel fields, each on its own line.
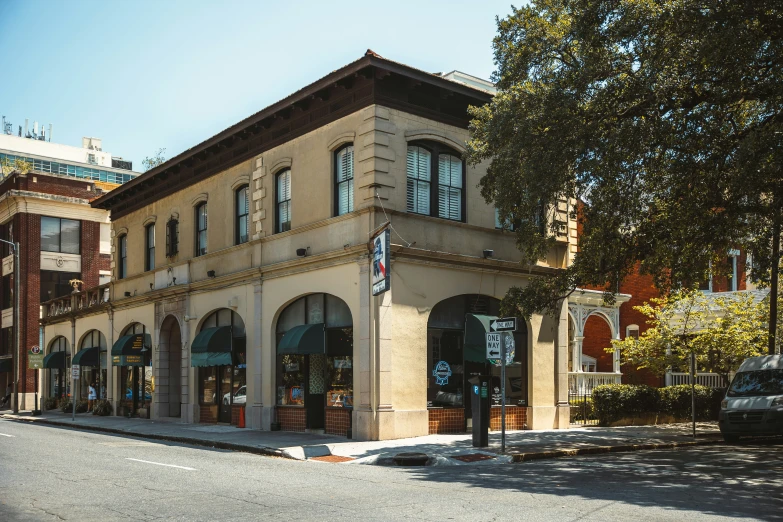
left=722, top=433, right=740, bottom=444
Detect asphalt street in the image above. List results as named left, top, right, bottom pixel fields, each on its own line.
left=0, top=419, right=781, bottom=521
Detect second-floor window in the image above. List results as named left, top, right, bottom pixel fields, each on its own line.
left=195, top=203, right=207, bottom=256
left=145, top=224, right=155, bottom=271
left=41, top=217, right=80, bottom=254
left=236, top=185, right=249, bottom=245
left=118, top=235, right=127, bottom=279
left=335, top=145, right=354, bottom=216
left=406, top=142, right=466, bottom=221
left=166, top=218, right=179, bottom=257
left=276, top=169, right=291, bottom=233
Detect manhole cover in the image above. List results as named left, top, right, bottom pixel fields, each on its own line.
left=451, top=454, right=496, bottom=463
left=310, top=455, right=356, bottom=463
left=392, top=452, right=429, bottom=466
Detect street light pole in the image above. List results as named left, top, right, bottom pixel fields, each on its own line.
left=0, top=239, right=20, bottom=414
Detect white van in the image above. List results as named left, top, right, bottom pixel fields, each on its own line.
left=719, top=355, right=783, bottom=442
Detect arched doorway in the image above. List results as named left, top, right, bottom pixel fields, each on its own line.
left=427, top=294, right=528, bottom=433
left=158, top=316, right=183, bottom=418
left=115, top=323, right=151, bottom=417
left=192, top=309, right=246, bottom=424
left=74, top=330, right=107, bottom=403
left=275, top=293, right=353, bottom=434
left=44, top=336, right=70, bottom=403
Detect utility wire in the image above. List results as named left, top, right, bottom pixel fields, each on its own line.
left=375, top=192, right=413, bottom=247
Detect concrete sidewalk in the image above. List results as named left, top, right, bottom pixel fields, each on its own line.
left=0, top=408, right=722, bottom=465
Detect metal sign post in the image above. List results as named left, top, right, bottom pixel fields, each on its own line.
left=501, top=333, right=506, bottom=454
left=71, top=364, right=80, bottom=421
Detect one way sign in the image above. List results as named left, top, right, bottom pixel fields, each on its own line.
left=486, top=332, right=501, bottom=359
left=490, top=317, right=517, bottom=332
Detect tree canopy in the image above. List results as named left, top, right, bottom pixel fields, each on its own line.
left=466, top=1, right=783, bottom=321
left=142, top=148, right=167, bottom=172
left=611, top=289, right=767, bottom=380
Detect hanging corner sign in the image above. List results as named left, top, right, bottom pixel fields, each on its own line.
left=28, top=345, right=43, bottom=369
left=489, top=317, right=517, bottom=332
left=371, top=228, right=391, bottom=296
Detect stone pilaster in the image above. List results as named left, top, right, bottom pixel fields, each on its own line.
left=251, top=156, right=267, bottom=240
left=356, top=106, right=397, bottom=206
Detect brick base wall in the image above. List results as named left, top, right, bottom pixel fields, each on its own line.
left=277, top=407, right=306, bottom=432
left=490, top=406, right=527, bottom=430
left=199, top=405, right=217, bottom=423
left=428, top=408, right=465, bottom=434
left=325, top=408, right=351, bottom=436
left=230, top=405, right=245, bottom=427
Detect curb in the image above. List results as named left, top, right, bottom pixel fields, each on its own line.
left=0, top=414, right=295, bottom=460
left=510, top=438, right=722, bottom=462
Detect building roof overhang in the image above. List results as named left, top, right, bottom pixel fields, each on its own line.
left=92, top=50, right=493, bottom=219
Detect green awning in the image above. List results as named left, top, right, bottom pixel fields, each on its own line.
left=464, top=314, right=498, bottom=363
left=191, top=326, right=232, bottom=367
left=72, top=347, right=101, bottom=367
left=0, top=358, right=11, bottom=373
left=277, top=323, right=325, bottom=355
left=111, top=334, right=151, bottom=367
left=43, top=351, right=66, bottom=369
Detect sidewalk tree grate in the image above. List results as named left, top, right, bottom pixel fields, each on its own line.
left=451, top=453, right=496, bottom=463
left=310, top=455, right=356, bottom=463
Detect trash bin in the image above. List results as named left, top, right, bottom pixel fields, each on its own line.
left=469, top=375, right=489, bottom=447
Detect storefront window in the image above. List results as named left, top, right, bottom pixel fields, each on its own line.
left=49, top=336, right=70, bottom=399
left=427, top=329, right=464, bottom=407
left=277, top=354, right=305, bottom=405
left=196, top=309, right=246, bottom=408
left=199, top=367, right=217, bottom=404
left=275, top=294, right=353, bottom=408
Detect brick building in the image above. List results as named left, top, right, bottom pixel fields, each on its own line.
left=0, top=129, right=137, bottom=410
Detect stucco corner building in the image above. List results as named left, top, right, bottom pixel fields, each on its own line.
left=39, top=51, right=576, bottom=440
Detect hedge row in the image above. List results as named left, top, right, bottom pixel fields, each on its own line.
left=591, top=384, right=724, bottom=426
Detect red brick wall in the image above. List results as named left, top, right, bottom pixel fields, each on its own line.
left=199, top=404, right=217, bottom=423
left=617, top=267, right=663, bottom=386
left=15, top=173, right=101, bottom=201
left=428, top=408, right=465, bottom=434
left=490, top=406, right=527, bottom=430
left=581, top=315, right=614, bottom=372
left=80, top=221, right=101, bottom=289
left=325, top=408, right=351, bottom=436
left=230, top=404, right=245, bottom=426
left=277, top=407, right=306, bottom=432
left=17, top=213, right=41, bottom=394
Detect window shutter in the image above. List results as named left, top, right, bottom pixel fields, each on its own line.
left=438, top=155, right=462, bottom=220
left=337, top=147, right=354, bottom=215
left=406, top=146, right=430, bottom=214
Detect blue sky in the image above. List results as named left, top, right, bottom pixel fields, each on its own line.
left=0, top=0, right=516, bottom=171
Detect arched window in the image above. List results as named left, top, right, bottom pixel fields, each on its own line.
left=118, top=234, right=127, bottom=279
left=47, top=336, right=70, bottom=400
left=196, top=309, right=247, bottom=422
left=334, top=145, right=354, bottom=216
left=195, top=203, right=207, bottom=256
left=406, top=141, right=465, bottom=221
left=276, top=169, right=291, bottom=233
left=120, top=323, right=150, bottom=412
left=145, top=223, right=155, bottom=271
left=235, top=185, right=249, bottom=245
left=79, top=330, right=107, bottom=400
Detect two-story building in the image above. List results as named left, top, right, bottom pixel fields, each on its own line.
left=39, top=51, right=575, bottom=440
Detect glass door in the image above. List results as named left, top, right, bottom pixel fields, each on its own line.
left=218, top=366, right=232, bottom=423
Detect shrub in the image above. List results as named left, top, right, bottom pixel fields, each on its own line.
left=59, top=398, right=72, bottom=413
left=91, top=400, right=113, bottom=416
left=44, top=397, right=58, bottom=410
left=592, top=383, right=726, bottom=426
left=591, top=384, right=660, bottom=426
left=75, top=398, right=88, bottom=413
left=569, top=397, right=596, bottom=421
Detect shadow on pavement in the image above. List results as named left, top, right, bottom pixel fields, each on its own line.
left=397, top=441, right=783, bottom=520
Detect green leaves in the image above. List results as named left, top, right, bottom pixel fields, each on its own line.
left=610, top=289, right=767, bottom=379
left=467, top=0, right=783, bottom=318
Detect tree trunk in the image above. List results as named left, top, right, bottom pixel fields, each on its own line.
left=769, top=213, right=780, bottom=355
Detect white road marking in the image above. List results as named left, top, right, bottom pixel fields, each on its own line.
left=0, top=433, right=14, bottom=437
left=125, top=458, right=196, bottom=470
